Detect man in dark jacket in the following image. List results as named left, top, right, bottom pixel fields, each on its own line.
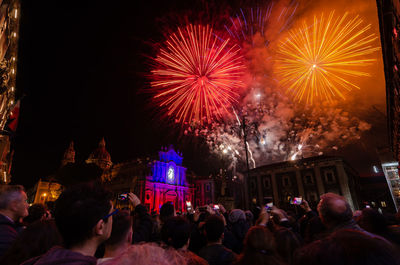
left=128, top=193, right=154, bottom=243
left=0, top=185, right=28, bottom=257
left=199, top=215, right=236, bottom=265
left=22, top=182, right=114, bottom=265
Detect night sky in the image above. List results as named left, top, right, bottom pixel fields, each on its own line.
left=12, top=0, right=389, bottom=188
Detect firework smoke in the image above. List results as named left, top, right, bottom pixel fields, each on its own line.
left=202, top=1, right=376, bottom=170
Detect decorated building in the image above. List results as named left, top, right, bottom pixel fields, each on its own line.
left=0, top=0, right=21, bottom=184
left=30, top=140, right=221, bottom=212
left=103, top=144, right=195, bottom=213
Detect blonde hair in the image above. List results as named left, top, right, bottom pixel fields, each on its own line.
left=106, top=243, right=187, bottom=265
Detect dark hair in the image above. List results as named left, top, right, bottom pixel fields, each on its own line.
left=0, top=219, right=62, bottom=265
left=105, top=210, right=132, bottom=247
left=161, top=216, right=191, bottom=249
left=23, top=204, right=47, bottom=225
left=160, top=202, right=175, bottom=223
left=54, top=182, right=112, bottom=248
left=359, top=208, right=387, bottom=234
left=274, top=227, right=302, bottom=265
left=204, top=215, right=225, bottom=242
left=318, top=193, right=352, bottom=227
left=294, top=229, right=400, bottom=265
left=236, top=226, right=283, bottom=265
left=0, top=185, right=24, bottom=209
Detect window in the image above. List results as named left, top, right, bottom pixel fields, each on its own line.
left=308, top=192, right=317, bottom=202
left=283, top=176, right=291, bottom=187
left=250, top=180, right=256, bottom=191
left=263, top=177, right=271, bottom=189
left=206, top=184, right=211, bottom=192
left=324, top=171, right=336, bottom=184
left=304, top=175, right=313, bottom=184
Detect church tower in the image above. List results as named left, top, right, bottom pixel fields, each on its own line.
left=86, top=138, right=112, bottom=170
left=61, top=141, right=75, bottom=167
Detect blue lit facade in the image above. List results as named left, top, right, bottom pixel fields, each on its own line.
left=142, top=146, right=194, bottom=212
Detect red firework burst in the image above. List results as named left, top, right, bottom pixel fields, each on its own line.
left=151, top=24, right=245, bottom=125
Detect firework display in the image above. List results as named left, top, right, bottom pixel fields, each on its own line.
left=275, top=12, right=380, bottom=104
left=151, top=24, right=245, bottom=125
left=225, top=2, right=298, bottom=47
left=149, top=2, right=381, bottom=171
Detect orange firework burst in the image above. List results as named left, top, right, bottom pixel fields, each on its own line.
left=151, top=24, right=245, bottom=125
left=275, top=11, right=380, bottom=104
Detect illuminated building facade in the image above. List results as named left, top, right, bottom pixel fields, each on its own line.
left=107, top=145, right=195, bottom=213
left=29, top=141, right=215, bottom=212
left=382, top=162, right=400, bottom=211
left=0, top=0, right=20, bottom=184
left=248, top=156, right=360, bottom=210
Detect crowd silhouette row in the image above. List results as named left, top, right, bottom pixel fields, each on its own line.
left=0, top=182, right=399, bottom=265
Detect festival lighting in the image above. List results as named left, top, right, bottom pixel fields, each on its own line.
left=298, top=144, right=302, bottom=150
left=151, top=24, right=245, bottom=125
left=275, top=11, right=380, bottom=104
left=225, top=3, right=298, bottom=47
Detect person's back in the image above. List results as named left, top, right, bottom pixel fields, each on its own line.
left=274, top=227, right=302, bottom=265
left=161, top=216, right=207, bottom=265
left=359, top=208, right=400, bottom=246
left=23, top=204, right=50, bottom=226
left=0, top=219, right=62, bottom=265
left=102, top=243, right=186, bottom=265
left=294, top=229, right=400, bottom=265
left=225, top=209, right=249, bottom=254
left=235, top=226, right=284, bottom=265
left=199, top=215, right=236, bottom=265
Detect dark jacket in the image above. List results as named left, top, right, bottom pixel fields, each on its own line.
left=224, top=219, right=249, bottom=254
left=0, top=213, right=21, bottom=257
left=199, top=244, right=236, bottom=265
left=132, top=204, right=153, bottom=243
left=21, top=246, right=97, bottom=265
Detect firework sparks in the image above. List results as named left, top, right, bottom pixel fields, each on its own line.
left=275, top=11, right=380, bottom=104
left=225, top=2, right=298, bottom=47
left=151, top=24, right=245, bottom=125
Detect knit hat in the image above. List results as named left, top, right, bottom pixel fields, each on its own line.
left=245, top=210, right=254, bottom=221
left=228, top=209, right=246, bottom=223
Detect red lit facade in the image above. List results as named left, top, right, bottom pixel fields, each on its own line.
left=106, top=145, right=195, bottom=213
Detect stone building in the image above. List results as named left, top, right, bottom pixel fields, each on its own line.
left=107, top=145, right=195, bottom=213
left=0, top=0, right=21, bottom=184
left=247, top=156, right=360, bottom=210
left=29, top=140, right=225, bottom=212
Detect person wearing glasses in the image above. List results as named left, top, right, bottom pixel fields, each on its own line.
left=22, top=182, right=114, bottom=265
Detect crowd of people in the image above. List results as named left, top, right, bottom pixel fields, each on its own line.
left=0, top=182, right=399, bottom=265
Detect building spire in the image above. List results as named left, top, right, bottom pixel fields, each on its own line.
left=86, top=137, right=112, bottom=170
left=99, top=137, right=106, bottom=148
left=61, top=141, right=75, bottom=167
